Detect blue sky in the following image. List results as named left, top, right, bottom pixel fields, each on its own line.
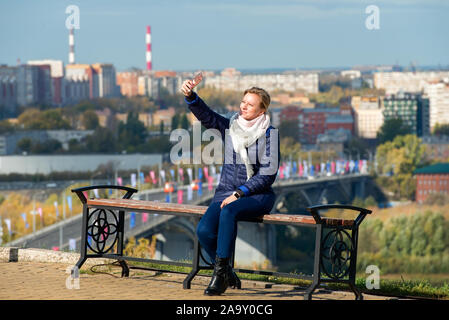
left=1, top=0, right=448, bottom=71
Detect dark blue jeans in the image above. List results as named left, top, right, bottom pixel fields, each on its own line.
left=196, top=195, right=275, bottom=262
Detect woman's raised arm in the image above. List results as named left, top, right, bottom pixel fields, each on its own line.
left=181, top=79, right=229, bottom=137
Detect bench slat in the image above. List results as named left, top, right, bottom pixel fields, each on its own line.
left=86, top=198, right=353, bottom=226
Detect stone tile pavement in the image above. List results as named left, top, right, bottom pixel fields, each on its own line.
left=0, top=260, right=397, bottom=301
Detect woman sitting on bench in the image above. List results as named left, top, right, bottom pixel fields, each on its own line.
left=181, top=77, right=280, bottom=296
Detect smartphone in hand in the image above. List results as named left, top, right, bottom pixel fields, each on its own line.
left=192, top=72, right=203, bottom=87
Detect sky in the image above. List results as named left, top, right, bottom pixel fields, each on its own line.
left=0, top=0, right=448, bottom=72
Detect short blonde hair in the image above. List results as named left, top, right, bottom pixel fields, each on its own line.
left=244, top=87, right=271, bottom=111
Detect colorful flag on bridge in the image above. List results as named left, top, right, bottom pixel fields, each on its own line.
left=177, top=189, right=183, bottom=204
left=67, top=196, right=72, bottom=214
left=21, top=213, right=29, bottom=229
left=178, top=168, right=184, bottom=181
left=208, top=176, right=213, bottom=191
left=4, top=219, right=11, bottom=236
left=131, top=173, right=137, bottom=187
left=54, top=201, right=59, bottom=218
left=279, top=165, right=284, bottom=179
left=130, top=212, right=136, bottom=229
left=69, top=238, right=77, bottom=251
left=187, top=168, right=193, bottom=182
left=187, top=185, right=193, bottom=201
left=198, top=182, right=203, bottom=196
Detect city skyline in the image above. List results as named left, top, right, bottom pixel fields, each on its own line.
left=1, top=0, right=448, bottom=72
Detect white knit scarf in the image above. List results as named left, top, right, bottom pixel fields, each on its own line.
left=229, top=112, right=271, bottom=180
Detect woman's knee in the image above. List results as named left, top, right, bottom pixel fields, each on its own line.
left=219, top=206, right=238, bottom=223
left=196, top=221, right=215, bottom=241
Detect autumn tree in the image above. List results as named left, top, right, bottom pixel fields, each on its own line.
left=377, top=118, right=412, bottom=144
left=433, top=123, right=449, bottom=136
left=376, top=134, right=427, bottom=200
left=81, top=110, right=100, bottom=130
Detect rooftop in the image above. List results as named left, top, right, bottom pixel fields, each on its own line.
left=414, top=162, right=449, bottom=175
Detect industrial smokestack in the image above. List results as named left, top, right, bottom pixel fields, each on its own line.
left=146, top=25, right=152, bottom=71
left=69, top=28, right=75, bottom=64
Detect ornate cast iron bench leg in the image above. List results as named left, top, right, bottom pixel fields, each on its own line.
left=71, top=185, right=137, bottom=278
left=117, top=210, right=129, bottom=277
left=183, top=234, right=201, bottom=289
left=306, top=204, right=371, bottom=300
left=348, top=227, right=363, bottom=300
left=72, top=203, right=89, bottom=276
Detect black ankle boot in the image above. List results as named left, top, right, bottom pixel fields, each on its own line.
left=228, top=270, right=241, bottom=289
left=204, top=257, right=231, bottom=296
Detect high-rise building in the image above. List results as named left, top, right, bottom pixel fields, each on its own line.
left=91, top=63, right=119, bottom=98
left=65, top=64, right=98, bottom=100
left=28, top=60, right=65, bottom=106
left=15, top=65, right=40, bottom=106
left=137, top=71, right=182, bottom=99
left=382, top=92, right=430, bottom=137
left=204, top=69, right=319, bottom=94
left=298, top=107, right=352, bottom=145
left=423, top=80, right=449, bottom=132
left=65, top=63, right=118, bottom=100
left=374, top=71, right=449, bottom=95
left=352, top=96, right=384, bottom=139
left=117, top=71, right=141, bottom=97
left=0, top=65, right=17, bottom=117
left=63, top=73, right=90, bottom=105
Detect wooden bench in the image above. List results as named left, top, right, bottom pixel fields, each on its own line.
left=71, top=185, right=372, bottom=300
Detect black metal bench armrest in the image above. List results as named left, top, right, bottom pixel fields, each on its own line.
left=307, top=204, right=372, bottom=227
left=71, top=185, right=138, bottom=204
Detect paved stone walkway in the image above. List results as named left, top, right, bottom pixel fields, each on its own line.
left=0, top=261, right=396, bottom=300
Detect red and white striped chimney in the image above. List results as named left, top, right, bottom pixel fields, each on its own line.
left=146, top=25, right=152, bottom=71
left=69, top=28, right=75, bottom=64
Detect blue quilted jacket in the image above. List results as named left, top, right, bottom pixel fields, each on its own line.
left=185, top=92, right=279, bottom=211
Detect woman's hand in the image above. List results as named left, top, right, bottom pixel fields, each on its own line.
left=181, top=80, right=195, bottom=97
left=220, top=193, right=238, bottom=209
